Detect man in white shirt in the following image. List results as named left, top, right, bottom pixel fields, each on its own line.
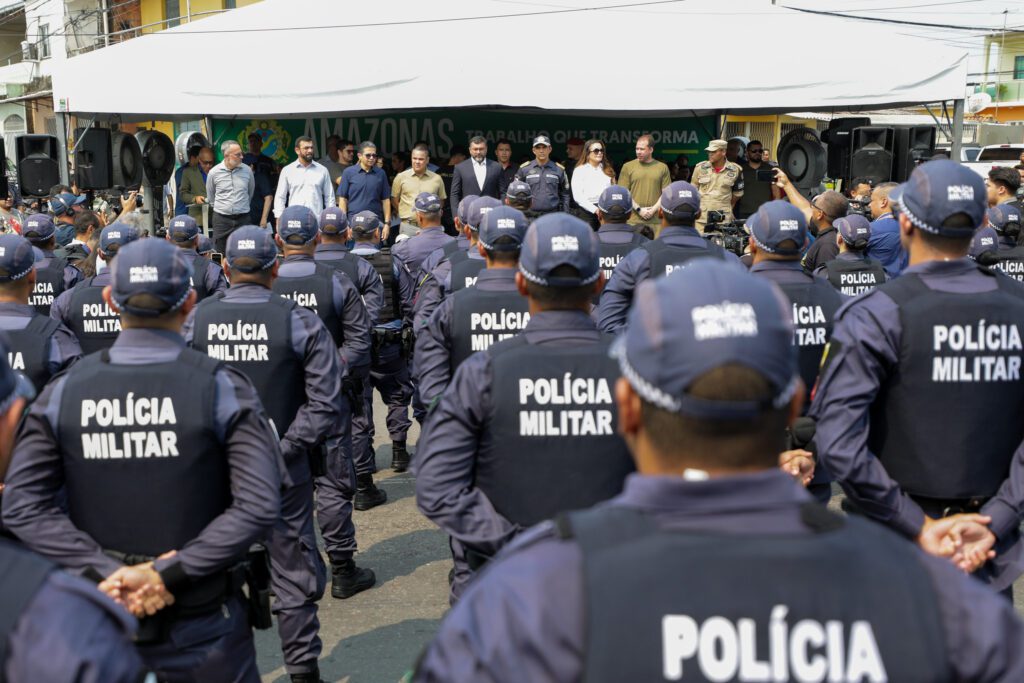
left=273, top=136, right=335, bottom=221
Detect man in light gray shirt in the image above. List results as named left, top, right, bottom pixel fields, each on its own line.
left=274, top=136, right=335, bottom=220
left=206, top=139, right=255, bottom=254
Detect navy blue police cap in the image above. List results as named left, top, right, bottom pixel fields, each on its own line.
left=21, top=214, right=55, bottom=243
left=351, top=211, right=381, bottom=237
left=0, top=234, right=36, bottom=282
left=597, top=185, right=632, bottom=216
left=895, top=159, right=986, bottom=237
left=468, top=196, right=502, bottom=231
left=320, top=207, right=348, bottom=235
left=110, top=238, right=193, bottom=317
left=415, top=192, right=443, bottom=214
left=987, top=204, right=1021, bottom=234
left=196, top=235, right=214, bottom=255
left=278, top=205, right=319, bottom=245
left=969, top=226, right=999, bottom=261
left=660, top=181, right=701, bottom=218
left=505, top=181, right=532, bottom=202
left=479, top=206, right=528, bottom=252
left=457, top=195, right=479, bottom=225
left=167, top=215, right=200, bottom=242
left=519, top=213, right=600, bottom=287
left=612, top=259, right=798, bottom=419
left=835, top=214, right=872, bottom=246
left=226, top=225, right=278, bottom=272
left=99, top=223, right=140, bottom=255
left=750, top=200, right=807, bottom=256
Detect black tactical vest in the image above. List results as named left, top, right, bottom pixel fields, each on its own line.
left=644, top=239, right=727, bottom=280
left=0, top=538, right=54, bottom=676
left=775, top=278, right=842, bottom=406
left=478, top=335, right=633, bottom=527
left=272, top=262, right=344, bottom=347
left=869, top=271, right=1024, bottom=499
left=448, top=250, right=486, bottom=293
left=57, top=349, right=229, bottom=558
left=30, top=256, right=68, bottom=316
left=318, top=251, right=361, bottom=285
left=994, top=245, right=1024, bottom=282
left=67, top=279, right=121, bottom=354
left=5, top=314, right=59, bottom=392
left=192, top=295, right=306, bottom=439
left=598, top=229, right=646, bottom=281
left=568, top=505, right=947, bottom=683
left=359, top=248, right=401, bottom=323
left=450, top=287, right=530, bottom=371
left=823, top=256, right=886, bottom=296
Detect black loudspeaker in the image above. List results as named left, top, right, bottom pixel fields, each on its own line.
left=134, top=130, right=175, bottom=186
left=821, top=117, right=871, bottom=180
left=74, top=127, right=112, bottom=191
left=849, top=127, right=895, bottom=186
left=892, top=125, right=937, bottom=182
left=777, top=127, right=827, bottom=188
left=110, top=132, right=143, bottom=188
left=15, top=134, right=59, bottom=197
left=0, top=139, right=8, bottom=200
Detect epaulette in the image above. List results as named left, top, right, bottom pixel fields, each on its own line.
left=519, top=160, right=531, bottom=168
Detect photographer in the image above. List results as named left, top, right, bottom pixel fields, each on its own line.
left=734, top=140, right=780, bottom=219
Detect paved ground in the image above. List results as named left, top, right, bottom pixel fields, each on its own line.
left=255, top=396, right=1024, bottom=682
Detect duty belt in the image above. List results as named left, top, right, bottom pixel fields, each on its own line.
left=909, top=494, right=991, bottom=519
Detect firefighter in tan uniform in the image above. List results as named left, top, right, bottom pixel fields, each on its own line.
left=692, top=139, right=744, bottom=232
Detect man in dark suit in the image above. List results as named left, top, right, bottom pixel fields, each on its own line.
left=450, top=136, right=503, bottom=219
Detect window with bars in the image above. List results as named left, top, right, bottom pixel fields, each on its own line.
left=1015, top=55, right=1024, bottom=80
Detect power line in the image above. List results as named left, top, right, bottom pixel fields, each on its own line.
left=780, top=4, right=1024, bottom=31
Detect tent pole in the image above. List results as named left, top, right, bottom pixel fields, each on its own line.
left=951, top=99, right=964, bottom=161
left=55, top=112, right=70, bottom=187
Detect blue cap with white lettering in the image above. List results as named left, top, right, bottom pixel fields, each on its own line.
left=659, top=181, right=700, bottom=218
left=467, top=196, right=502, bottom=231
left=415, top=192, right=442, bottom=214
left=519, top=213, right=600, bottom=287
left=319, top=207, right=348, bottom=235
left=0, top=335, right=35, bottom=410
left=99, top=223, right=140, bottom=256
left=227, top=225, right=278, bottom=272
left=278, top=205, right=319, bottom=245
left=110, top=238, right=193, bottom=317
left=457, top=195, right=479, bottom=226
left=969, top=226, right=1000, bottom=261
left=896, top=159, right=986, bottom=237
left=750, top=200, right=807, bottom=256
left=479, top=206, right=528, bottom=252
left=987, top=204, right=1021, bottom=235
left=505, top=181, right=532, bottom=202
left=196, top=235, right=214, bottom=255
left=350, top=211, right=381, bottom=237
left=612, top=259, right=798, bottom=419
left=835, top=214, right=871, bottom=248
left=0, top=234, right=36, bottom=282
left=167, top=215, right=200, bottom=242
left=597, top=185, right=632, bottom=217
left=21, top=214, right=55, bottom=243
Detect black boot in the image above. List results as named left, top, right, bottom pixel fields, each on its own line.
left=289, top=665, right=326, bottom=683
left=331, top=558, right=376, bottom=599
left=354, top=472, right=387, bottom=510
left=391, top=440, right=410, bottom=472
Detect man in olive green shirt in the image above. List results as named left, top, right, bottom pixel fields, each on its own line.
left=179, top=146, right=214, bottom=224
left=618, top=134, right=671, bottom=233
left=391, top=144, right=447, bottom=237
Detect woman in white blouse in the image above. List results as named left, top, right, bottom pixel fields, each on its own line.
left=570, top=139, right=616, bottom=229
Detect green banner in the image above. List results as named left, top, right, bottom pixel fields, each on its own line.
left=212, top=110, right=715, bottom=168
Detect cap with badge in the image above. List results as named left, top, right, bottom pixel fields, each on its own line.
left=415, top=192, right=442, bottom=214
left=611, top=259, right=798, bottom=419
left=895, top=159, right=986, bottom=237
left=467, top=196, right=502, bottom=231
left=21, top=214, right=55, bottom=243
left=457, top=195, right=480, bottom=226
left=110, top=239, right=193, bottom=317
left=49, top=192, right=87, bottom=217
left=532, top=135, right=552, bottom=148
left=0, top=234, right=37, bottom=282
left=167, top=215, right=200, bottom=242
left=987, top=204, right=1021, bottom=236
left=749, top=200, right=807, bottom=256
left=196, top=235, right=214, bottom=255
left=320, top=207, right=348, bottom=235
left=479, top=206, right=528, bottom=251
left=969, top=226, right=1000, bottom=263
left=519, top=213, right=600, bottom=287
left=278, top=205, right=319, bottom=245
left=350, top=211, right=381, bottom=237
left=99, top=223, right=140, bottom=255
left=659, top=181, right=700, bottom=218
left=597, top=185, right=632, bottom=217
left=835, top=214, right=872, bottom=248
left=704, top=139, right=728, bottom=153
left=226, top=225, right=278, bottom=272
left=505, top=181, right=532, bottom=202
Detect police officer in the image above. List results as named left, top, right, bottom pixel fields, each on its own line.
left=812, top=159, right=1024, bottom=594
left=3, top=238, right=282, bottom=680
left=186, top=227, right=340, bottom=682
left=504, top=179, right=533, bottom=215
left=986, top=204, right=1024, bottom=282
left=0, top=233, right=80, bottom=391
left=453, top=194, right=479, bottom=249
left=970, top=226, right=1002, bottom=267
left=314, top=207, right=386, bottom=321
left=165, top=215, right=228, bottom=301
left=415, top=205, right=530, bottom=406
left=747, top=200, right=843, bottom=503
left=597, top=180, right=740, bottom=334
left=414, top=258, right=1024, bottom=682
left=350, top=214, right=415, bottom=473
left=815, top=214, right=887, bottom=296
left=21, top=213, right=81, bottom=315
left=275, top=206, right=381, bottom=582
left=691, top=138, right=744, bottom=232
left=393, top=193, right=456, bottom=316
left=415, top=214, right=634, bottom=601
left=514, top=135, right=569, bottom=217
left=594, top=185, right=649, bottom=287
left=52, top=223, right=140, bottom=354
left=197, top=234, right=215, bottom=259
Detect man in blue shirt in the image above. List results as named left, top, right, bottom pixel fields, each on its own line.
left=337, top=141, right=392, bottom=235
left=867, top=181, right=908, bottom=278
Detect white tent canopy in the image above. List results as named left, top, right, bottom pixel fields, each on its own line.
left=54, top=0, right=968, bottom=120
